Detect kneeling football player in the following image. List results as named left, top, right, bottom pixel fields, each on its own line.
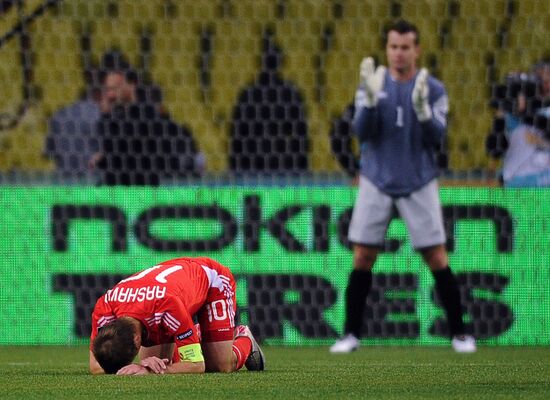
left=89, top=256, right=265, bottom=375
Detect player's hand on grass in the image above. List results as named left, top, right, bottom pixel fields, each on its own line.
left=116, top=364, right=150, bottom=375
left=412, top=68, right=432, bottom=122
left=139, top=356, right=169, bottom=374
left=359, top=57, right=386, bottom=107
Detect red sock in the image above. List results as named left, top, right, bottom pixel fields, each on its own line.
left=232, top=336, right=252, bottom=370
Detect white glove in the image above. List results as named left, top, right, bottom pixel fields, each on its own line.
left=359, top=57, right=386, bottom=107
left=412, top=68, right=432, bottom=122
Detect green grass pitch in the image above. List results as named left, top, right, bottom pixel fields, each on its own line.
left=1, top=346, right=549, bottom=399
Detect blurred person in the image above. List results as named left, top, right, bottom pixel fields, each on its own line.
left=45, top=49, right=139, bottom=182
left=137, top=84, right=206, bottom=179
left=490, top=62, right=550, bottom=144
left=87, top=50, right=138, bottom=176
left=501, top=107, right=550, bottom=187
left=90, top=256, right=265, bottom=375
left=486, top=61, right=550, bottom=186
left=330, top=20, right=475, bottom=354
left=229, top=29, right=308, bottom=175
left=99, top=64, right=138, bottom=114
left=91, top=52, right=202, bottom=185
left=44, top=68, right=102, bottom=182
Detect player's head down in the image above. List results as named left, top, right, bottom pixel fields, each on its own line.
left=92, top=317, right=140, bottom=374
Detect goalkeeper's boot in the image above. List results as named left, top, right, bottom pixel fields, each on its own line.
left=329, top=334, right=360, bottom=353
left=235, top=325, right=265, bottom=371
left=451, top=335, right=476, bottom=353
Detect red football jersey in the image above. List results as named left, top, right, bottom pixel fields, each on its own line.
left=90, top=257, right=236, bottom=350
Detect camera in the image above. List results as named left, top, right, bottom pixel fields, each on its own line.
left=490, top=72, right=540, bottom=114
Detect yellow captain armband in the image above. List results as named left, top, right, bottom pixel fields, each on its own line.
left=178, top=343, right=204, bottom=363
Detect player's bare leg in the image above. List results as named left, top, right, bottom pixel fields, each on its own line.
left=202, top=340, right=236, bottom=372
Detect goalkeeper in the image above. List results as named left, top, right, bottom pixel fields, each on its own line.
left=330, top=20, right=476, bottom=354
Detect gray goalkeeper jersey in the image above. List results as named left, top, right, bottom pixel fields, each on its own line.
left=352, top=70, right=448, bottom=196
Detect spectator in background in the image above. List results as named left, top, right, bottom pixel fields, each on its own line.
left=486, top=61, right=550, bottom=187
left=137, top=84, right=206, bottom=180
left=44, top=67, right=102, bottom=182
left=229, top=29, right=308, bottom=176
left=329, top=20, right=475, bottom=354
left=91, top=50, right=203, bottom=186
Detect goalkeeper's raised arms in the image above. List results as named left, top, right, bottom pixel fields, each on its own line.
left=412, top=68, right=432, bottom=122
left=359, top=57, right=386, bottom=108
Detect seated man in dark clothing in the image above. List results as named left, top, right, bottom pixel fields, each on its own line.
left=92, top=51, right=201, bottom=186
left=96, top=94, right=200, bottom=186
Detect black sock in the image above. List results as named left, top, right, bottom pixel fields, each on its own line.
left=432, top=267, right=465, bottom=337
left=344, top=269, right=372, bottom=338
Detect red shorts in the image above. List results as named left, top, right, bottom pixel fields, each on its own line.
left=197, top=265, right=237, bottom=343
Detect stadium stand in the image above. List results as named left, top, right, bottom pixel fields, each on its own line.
left=0, top=0, right=549, bottom=179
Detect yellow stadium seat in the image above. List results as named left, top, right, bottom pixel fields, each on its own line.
left=323, top=51, right=361, bottom=113
left=4, top=0, right=546, bottom=175
left=177, top=0, right=219, bottom=22
left=89, top=18, right=140, bottom=68
left=116, top=0, right=160, bottom=21
left=31, top=17, right=82, bottom=115
left=209, top=20, right=259, bottom=113
left=230, top=0, right=275, bottom=20
left=0, top=0, right=18, bottom=35
left=148, top=15, right=226, bottom=172
left=0, top=34, right=24, bottom=113
left=283, top=0, right=332, bottom=21
left=271, top=19, right=318, bottom=108
left=400, top=0, right=447, bottom=51
left=331, top=15, right=384, bottom=54
left=307, top=103, right=340, bottom=172
left=0, top=104, right=51, bottom=172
